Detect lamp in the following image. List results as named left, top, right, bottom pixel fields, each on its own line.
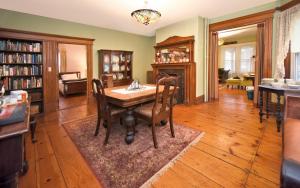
left=131, top=0, right=161, bottom=25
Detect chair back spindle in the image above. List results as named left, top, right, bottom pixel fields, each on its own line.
left=153, top=76, right=178, bottom=123
left=92, top=79, right=111, bottom=120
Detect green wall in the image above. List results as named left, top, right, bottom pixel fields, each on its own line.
left=209, top=0, right=291, bottom=24
left=0, top=8, right=155, bottom=83
left=155, top=17, right=207, bottom=97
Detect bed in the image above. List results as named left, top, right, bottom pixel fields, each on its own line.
left=58, top=72, right=87, bottom=97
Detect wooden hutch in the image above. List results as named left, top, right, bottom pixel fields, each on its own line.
left=98, top=50, right=133, bottom=86
left=152, top=36, right=196, bottom=104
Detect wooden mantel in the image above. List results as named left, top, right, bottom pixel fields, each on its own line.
left=152, top=36, right=196, bottom=104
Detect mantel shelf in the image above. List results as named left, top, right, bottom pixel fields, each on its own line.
left=151, top=62, right=195, bottom=66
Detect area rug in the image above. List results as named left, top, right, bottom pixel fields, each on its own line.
left=62, top=115, right=203, bottom=188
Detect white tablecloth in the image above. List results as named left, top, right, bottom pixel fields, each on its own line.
left=111, top=85, right=156, bottom=94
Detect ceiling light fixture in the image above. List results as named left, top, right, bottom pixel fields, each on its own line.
left=131, top=0, right=161, bottom=25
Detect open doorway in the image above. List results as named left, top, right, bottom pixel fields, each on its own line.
left=217, top=25, right=257, bottom=104
left=57, top=43, right=88, bottom=110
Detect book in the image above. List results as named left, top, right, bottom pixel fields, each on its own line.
left=0, top=40, right=42, bottom=52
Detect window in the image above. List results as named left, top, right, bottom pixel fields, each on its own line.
left=291, top=13, right=300, bottom=81
left=240, top=46, right=255, bottom=73
left=224, top=48, right=235, bottom=72
left=220, top=43, right=256, bottom=75
left=294, top=52, right=300, bottom=81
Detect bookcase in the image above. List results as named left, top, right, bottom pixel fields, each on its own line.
left=98, top=50, right=133, bottom=86
left=0, top=38, right=44, bottom=114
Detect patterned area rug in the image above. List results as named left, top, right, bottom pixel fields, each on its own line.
left=63, top=115, right=203, bottom=188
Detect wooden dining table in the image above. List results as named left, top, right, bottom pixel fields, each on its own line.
left=104, top=84, right=169, bottom=144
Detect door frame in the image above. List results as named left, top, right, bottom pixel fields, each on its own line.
left=0, top=27, right=94, bottom=113
left=56, top=42, right=92, bottom=109
left=208, top=9, right=274, bottom=102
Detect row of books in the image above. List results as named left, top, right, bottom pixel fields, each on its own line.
left=0, top=40, right=42, bottom=52
left=3, top=77, right=43, bottom=90
left=0, top=65, right=43, bottom=76
left=0, top=53, right=43, bottom=64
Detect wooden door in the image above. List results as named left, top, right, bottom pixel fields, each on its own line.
left=43, top=41, right=59, bottom=113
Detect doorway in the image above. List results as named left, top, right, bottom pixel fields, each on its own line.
left=217, top=25, right=257, bottom=104
left=57, top=43, right=88, bottom=110
left=208, top=10, right=274, bottom=104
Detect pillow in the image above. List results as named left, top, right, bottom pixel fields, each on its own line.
left=61, top=74, right=78, bottom=80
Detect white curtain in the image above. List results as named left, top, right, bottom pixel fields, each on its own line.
left=240, top=46, right=255, bottom=73
left=291, top=11, right=300, bottom=53
left=223, top=48, right=236, bottom=72
left=220, top=43, right=255, bottom=75
left=274, top=4, right=300, bottom=79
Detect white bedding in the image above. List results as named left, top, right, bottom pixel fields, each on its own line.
left=59, top=80, right=64, bottom=93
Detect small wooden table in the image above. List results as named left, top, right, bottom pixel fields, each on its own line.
left=105, top=84, right=167, bottom=144
left=258, top=85, right=300, bottom=132
left=0, top=101, right=30, bottom=187
left=244, top=75, right=255, bottom=86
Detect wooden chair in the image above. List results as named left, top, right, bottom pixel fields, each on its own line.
left=92, top=79, right=125, bottom=145
left=101, top=74, right=114, bottom=88
left=134, top=75, right=178, bottom=148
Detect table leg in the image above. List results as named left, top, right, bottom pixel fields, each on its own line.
left=160, top=120, right=168, bottom=126
left=276, top=94, right=281, bottom=132
left=0, top=174, right=18, bottom=188
left=124, top=110, right=135, bottom=144
left=266, top=92, right=269, bottom=119
left=259, top=90, right=263, bottom=123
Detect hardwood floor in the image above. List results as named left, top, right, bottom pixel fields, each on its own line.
left=59, top=94, right=87, bottom=110
left=19, top=88, right=281, bottom=188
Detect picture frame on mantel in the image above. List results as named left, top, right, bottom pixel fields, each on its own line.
left=152, top=36, right=196, bottom=105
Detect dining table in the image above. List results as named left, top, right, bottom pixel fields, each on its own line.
left=104, top=84, right=170, bottom=144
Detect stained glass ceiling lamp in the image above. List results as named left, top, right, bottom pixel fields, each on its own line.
left=131, top=0, right=161, bottom=25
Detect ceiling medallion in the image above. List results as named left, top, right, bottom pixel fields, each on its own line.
left=131, top=1, right=161, bottom=25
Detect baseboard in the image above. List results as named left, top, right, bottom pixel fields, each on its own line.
left=194, top=95, right=205, bottom=104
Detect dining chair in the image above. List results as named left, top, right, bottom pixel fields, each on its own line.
left=101, top=74, right=114, bottom=88
left=92, top=79, right=125, bottom=145
left=134, top=75, right=178, bottom=148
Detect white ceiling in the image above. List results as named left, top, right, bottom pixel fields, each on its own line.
left=219, top=25, right=257, bottom=40
left=0, top=0, right=276, bottom=36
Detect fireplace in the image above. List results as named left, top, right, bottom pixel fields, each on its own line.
left=158, top=69, right=185, bottom=104
left=152, top=63, right=196, bottom=104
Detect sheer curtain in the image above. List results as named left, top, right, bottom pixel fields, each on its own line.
left=224, top=48, right=235, bottom=72
left=220, top=43, right=255, bottom=75
left=59, top=48, right=67, bottom=73
left=292, top=52, right=300, bottom=80
left=274, top=4, right=300, bottom=79
left=240, top=46, right=255, bottom=73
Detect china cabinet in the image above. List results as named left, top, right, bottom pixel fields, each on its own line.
left=98, top=50, right=133, bottom=86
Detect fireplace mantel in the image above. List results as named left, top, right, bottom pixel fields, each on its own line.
left=151, top=62, right=196, bottom=104
left=152, top=36, right=196, bottom=104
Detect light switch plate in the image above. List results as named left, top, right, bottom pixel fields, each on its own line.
left=48, top=67, right=52, bottom=72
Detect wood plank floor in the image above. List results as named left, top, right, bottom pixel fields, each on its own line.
left=59, top=94, right=87, bottom=110
left=19, top=88, right=282, bottom=188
